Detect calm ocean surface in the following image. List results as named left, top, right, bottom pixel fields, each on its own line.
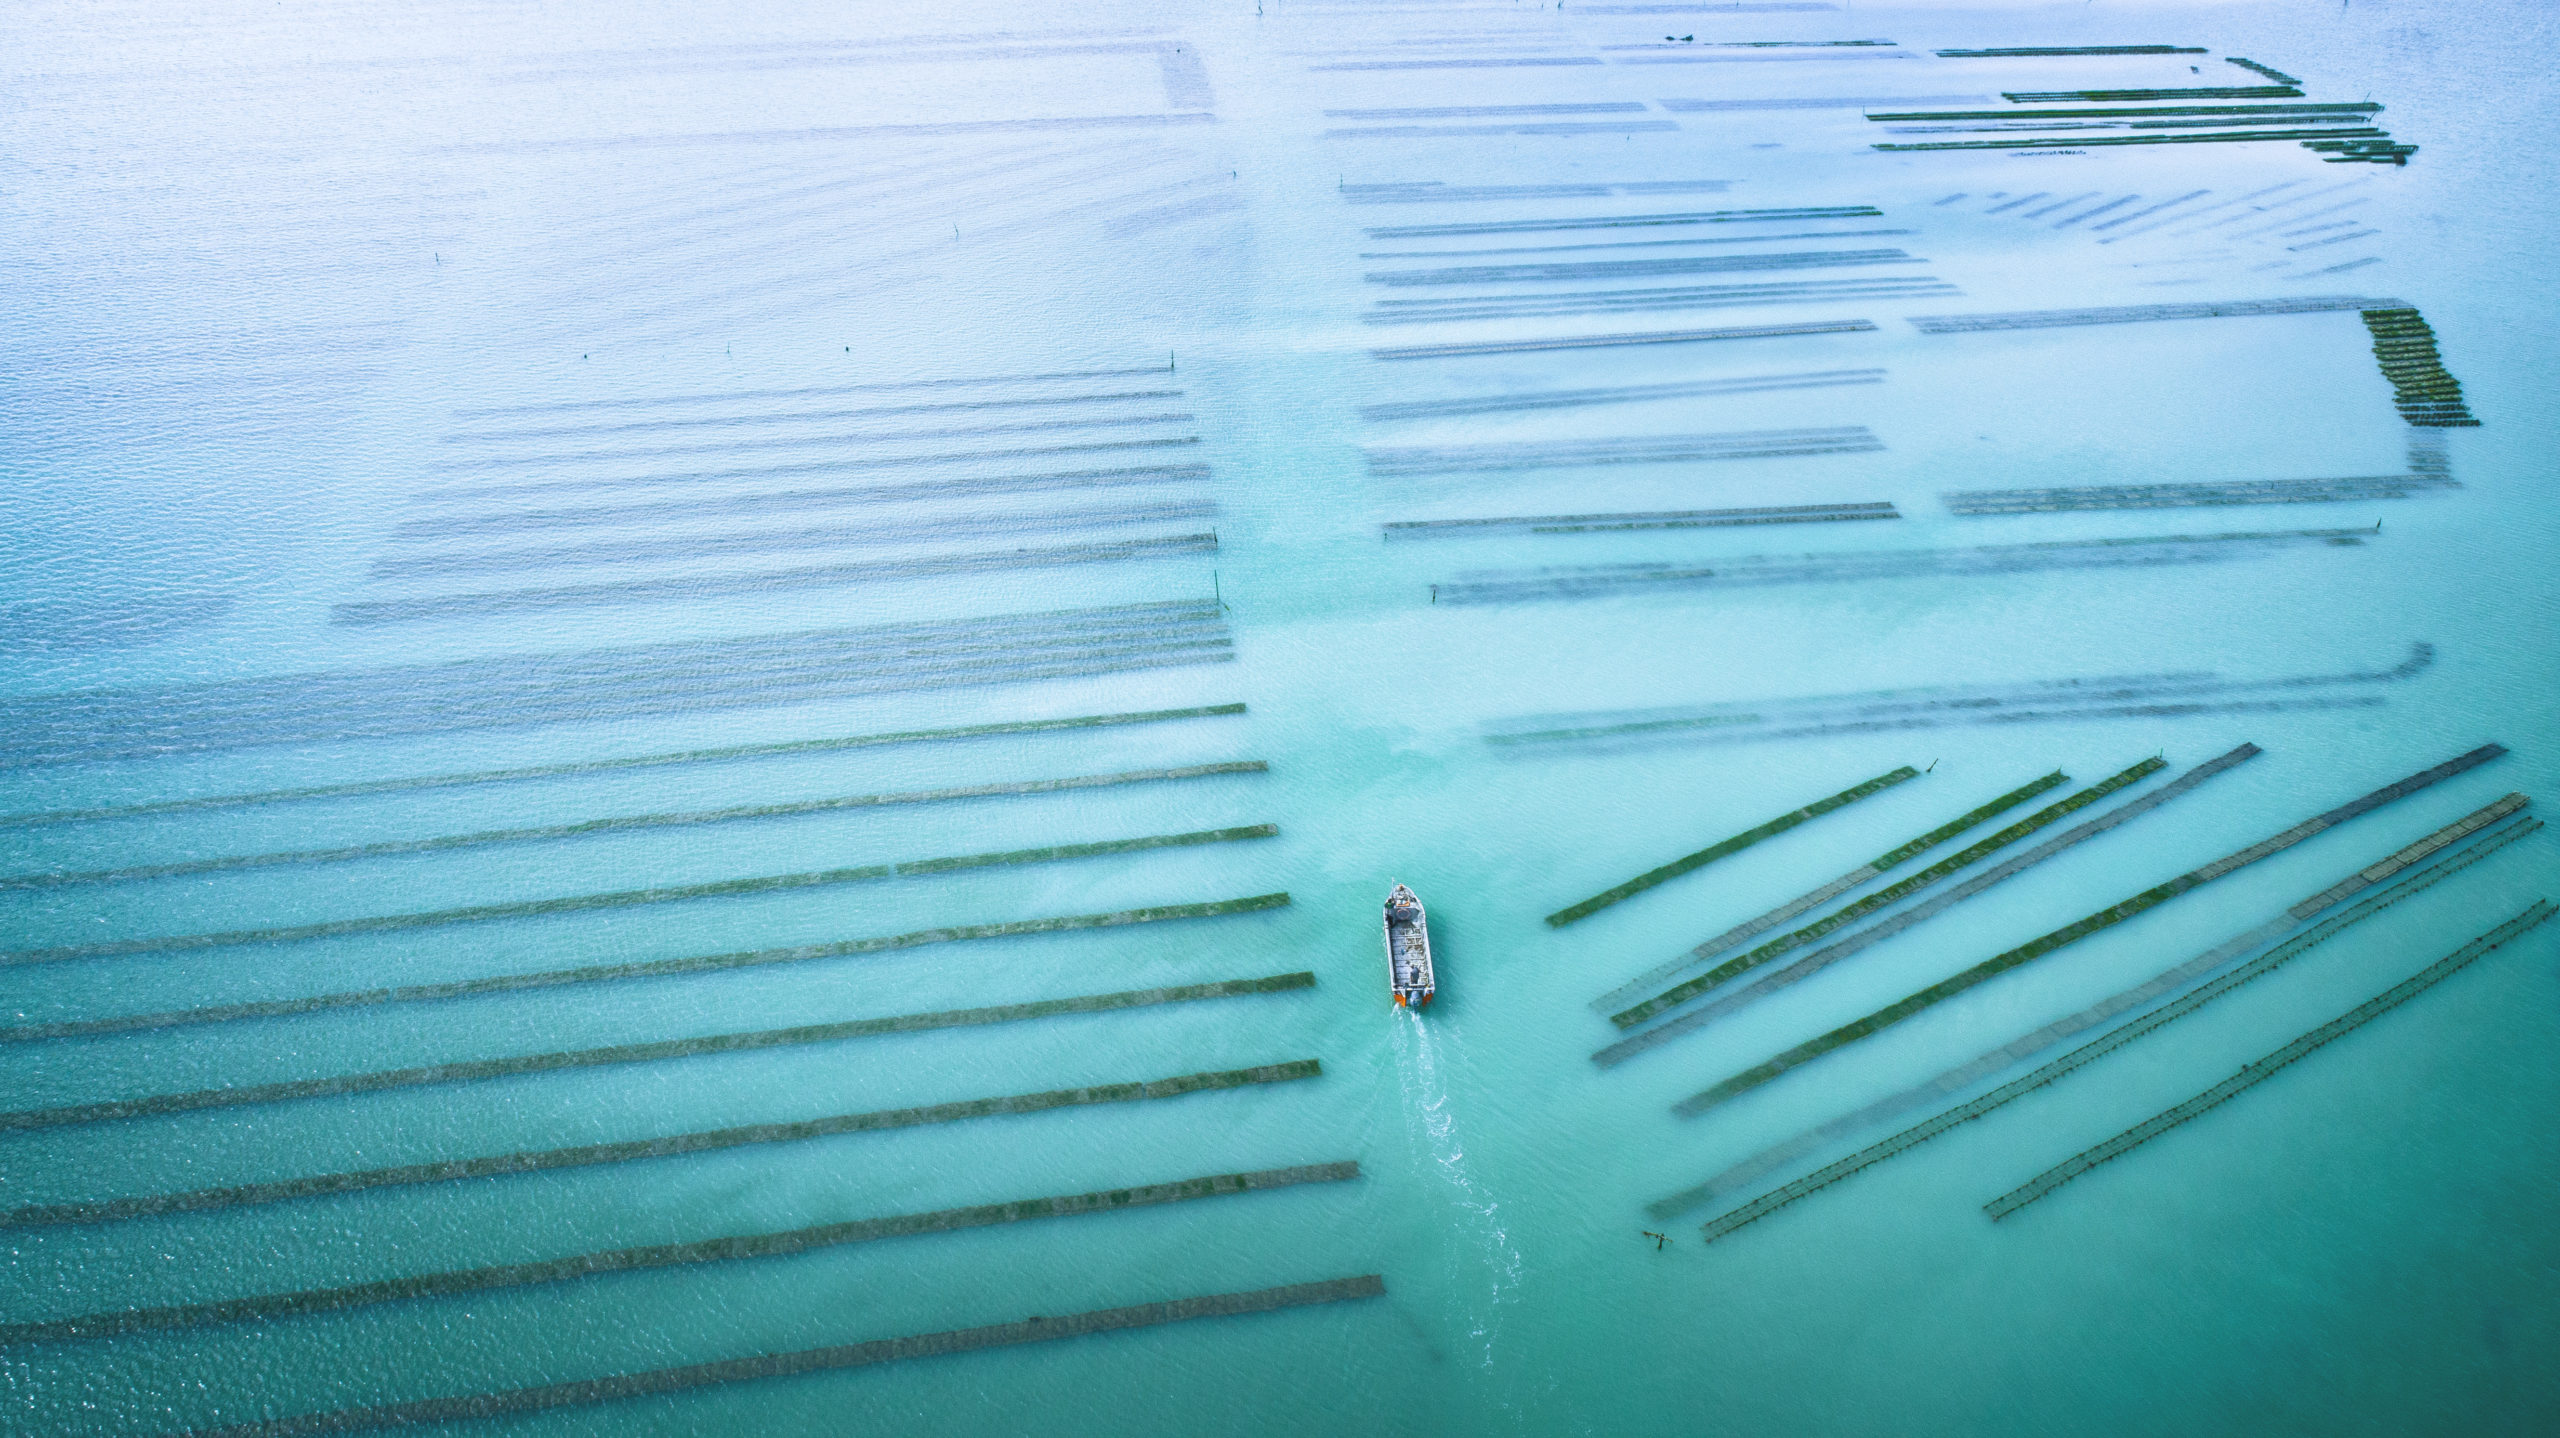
left=3, top=1, right=2555, bottom=1433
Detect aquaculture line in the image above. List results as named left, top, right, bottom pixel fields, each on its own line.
left=171, top=1276, right=1388, bottom=1438
left=1985, top=901, right=2557, bottom=1219
left=1679, top=794, right=2535, bottom=1235
left=1671, top=744, right=2503, bottom=1113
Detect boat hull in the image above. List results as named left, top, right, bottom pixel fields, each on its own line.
left=1383, top=884, right=1437, bottom=1007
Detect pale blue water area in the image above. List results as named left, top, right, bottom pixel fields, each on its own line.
left=3, top=0, right=2557, bottom=1432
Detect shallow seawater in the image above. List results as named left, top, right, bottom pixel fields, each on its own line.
left=2, top=1, right=2556, bottom=1433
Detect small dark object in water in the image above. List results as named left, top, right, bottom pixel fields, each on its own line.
left=1643, top=1230, right=1671, bottom=1250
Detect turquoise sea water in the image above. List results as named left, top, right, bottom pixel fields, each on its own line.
left=4, top=1, right=2557, bottom=1433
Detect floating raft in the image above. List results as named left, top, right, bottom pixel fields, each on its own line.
left=1936, top=45, right=2206, bottom=57
left=1546, top=766, right=1917, bottom=926
left=168, top=1276, right=1387, bottom=1438
left=1, top=824, right=1283, bottom=966
left=1, top=893, right=1295, bottom=1044
left=1677, top=794, right=2534, bottom=1236
left=0, top=703, right=1251, bottom=831
left=1909, top=295, right=2400, bottom=333
left=1670, top=745, right=2503, bottom=1115
left=0, top=974, right=1320, bottom=1133
left=1601, top=748, right=2249, bottom=1070
left=0, top=762, right=1273, bottom=890
left=2361, top=308, right=2480, bottom=426
left=1986, top=901, right=2557, bottom=1220
left=1387, top=503, right=1897, bottom=540
left=1944, top=476, right=2458, bottom=515
left=1607, top=769, right=2080, bottom=1029
left=1, top=1162, right=1363, bottom=1345
left=2, top=1061, right=1324, bottom=1229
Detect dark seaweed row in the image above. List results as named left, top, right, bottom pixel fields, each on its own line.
left=170, top=1276, right=1386, bottom=1438
left=1329, top=120, right=1678, bottom=139
left=1357, top=370, right=1884, bottom=422
left=2305, top=135, right=2417, bottom=165
left=1866, top=103, right=2375, bottom=121
left=1545, top=767, right=1917, bottom=927
left=1584, top=764, right=2040, bottom=1016
left=1490, top=646, right=2431, bottom=751
left=1368, top=279, right=1930, bottom=309
left=1679, top=807, right=2537, bottom=1226
left=1688, top=808, right=2538, bottom=1237
left=2001, top=86, right=2302, bottom=102
left=1600, top=749, right=2260, bottom=1069
left=2360, top=308, right=2479, bottom=426
left=1375, top=319, right=1877, bottom=360
left=446, top=388, right=1188, bottom=447
left=1986, top=901, right=2555, bottom=1219
left=1935, top=45, right=2205, bottom=57
left=2, top=762, right=1269, bottom=891
left=1365, top=248, right=1920, bottom=288
left=1878, top=126, right=2382, bottom=152
left=373, top=498, right=1219, bottom=579
left=0, top=599, right=1233, bottom=768
left=1342, top=179, right=1729, bottom=204
left=1365, top=280, right=1955, bottom=326
left=426, top=413, right=1198, bottom=475
left=1908, top=296, right=2396, bottom=332
left=0, top=1060, right=1324, bottom=1231
left=0, top=1161, right=1358, bottom=1346
left=332, top=533, right=1219, bottom=627
left=0, top=704, right=1249, bottom=831
left=1368, top=427, right=1877, bottom=476
left=1611, top=765, right=2144, bottom=1029
left=0, top=894, right=1293, bottom=1044
left=1944, top=476, right=2459, bottom=515
left=0, top=974, right=1318, bottom=1134
left=1670, top=745, right=2504, bottom=1115
left=1435, top=528, right=2369, bottom=604
left=452, top=369, right=1174, bottom=421
left=411, top=458, right=1211, bottom=518
left=1364, top=205, right=1879, bottom=241
left=0, top=824, right=1281, bottom=966
left=2224, top=57, right=2304, bottom=85
left=1386, top=503, right=1896, bottom=540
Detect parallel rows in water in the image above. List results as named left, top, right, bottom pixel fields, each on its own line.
left=171, top=1275, right=1387, bottom=1438
left=1483, top=644, right=2435, bottom=754
left=0, top=599, right=1237, bottom=767
left=1432, top=527, right=2374, bottom=605
left=1596, top=750, right=2253, bottom=1069
left=1984, top=900, right=2555, bottom=1219
left=361, top=372, right=1228, bottom=625
left=1681, top=808, right=2540, bottom=1236
left=1667, top=745, right=2506, bottom=1116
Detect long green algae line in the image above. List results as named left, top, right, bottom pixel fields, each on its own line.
left=1677, top=798, right=2537, bottom=1235
left=1595, top=746, right=2258, bottom=1070
left=1544, top=765, right=1916, bottom=926
left=167, top=1276, right=1389, bottom=1438
left=0, top=824, right=1282, bottom=964
left=1, top=762, right=1271, bottom=890
left=0, top=893, right=1294, bottom=1044
left=0, top=973, right=1319, bottom=1132
left=1672, top=744, right=2507, bottom=1116
left=1592, top=767, right=2070, bottom=1015
left=1609, top=766, right=2102, bottom=1027
left=1985, top=901, right=2557, bottom=1220
left=0, top=1060, right=1324, bottom=1229
left=0, top=1162, right=1362, bottom=1345
left=0, top=703, right=1249, bottom=830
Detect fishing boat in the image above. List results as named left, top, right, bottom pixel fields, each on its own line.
left=1383, top=883, right=1436, bottom=1007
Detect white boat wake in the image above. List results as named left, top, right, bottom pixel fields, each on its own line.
left=1395, top=1009, right=1523, bottom=1374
